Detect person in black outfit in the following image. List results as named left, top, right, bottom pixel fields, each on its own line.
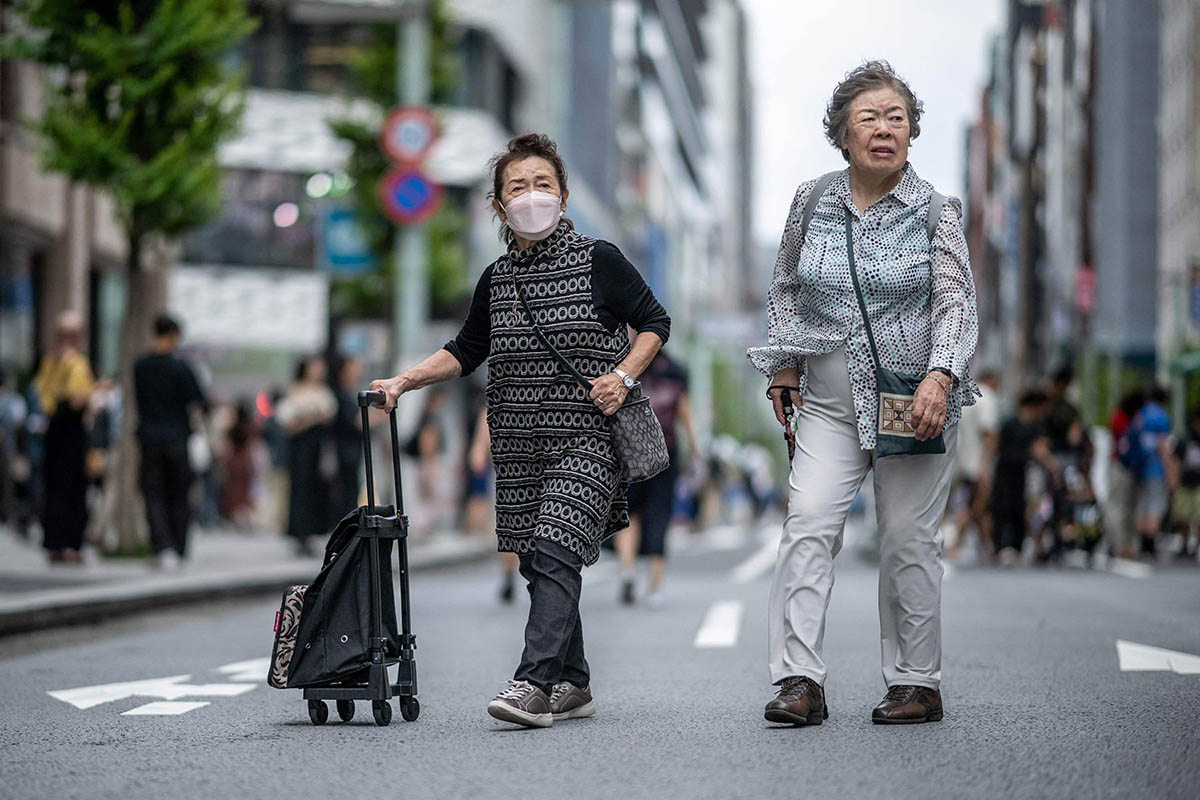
left=329, top=355, right=364, bottom=524
left=990, top=390, right=1053, bottom=566
left=133, top=314, right=207, bottom=568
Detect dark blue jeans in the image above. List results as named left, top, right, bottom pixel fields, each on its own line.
left=514, top=539, right=589, bottom=694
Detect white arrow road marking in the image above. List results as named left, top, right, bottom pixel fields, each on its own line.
left=48, top=675, right=258, bottom=710
left=216, top=658, right=272, bottom=682
left=1116, top=640, right=1200, bottom=674
left=122, top=701, right=211, bottom=716
left=694, top=600, right=743, bottom=648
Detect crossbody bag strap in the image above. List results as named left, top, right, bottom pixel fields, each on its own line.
left=511, top=271, right=594, bottom=392
left=800, top=171, right=841, bottom=244
left=843, top=210, right=882, bottom=372
left=926, top=190, right=947, bottom=244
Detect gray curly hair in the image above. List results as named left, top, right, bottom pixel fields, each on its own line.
left=823, top=60, right=923, bottom=163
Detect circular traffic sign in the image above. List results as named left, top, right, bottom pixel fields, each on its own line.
left=379, top=168, right=442, bottom=225
left=380, top=107, right=440, bottom=165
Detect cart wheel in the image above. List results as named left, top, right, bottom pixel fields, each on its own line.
left=372, top=700, right=392, bottom=727
left=336, top=700, right=355, bottom=722
left=400, top=696, right=420, bottom=722
left=308, top=699, right=329, bottom=726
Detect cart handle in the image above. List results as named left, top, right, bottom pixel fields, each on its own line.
left=358, top=390, right=387, bottom=408
left=357, top=389, right=404, bottom=516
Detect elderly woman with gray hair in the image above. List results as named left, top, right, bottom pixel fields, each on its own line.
left=748, top=61, right=979, bottom=726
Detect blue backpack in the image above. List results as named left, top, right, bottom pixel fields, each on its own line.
left=1116, top=415, right=1147, bottom=474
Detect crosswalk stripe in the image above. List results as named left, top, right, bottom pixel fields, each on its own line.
left=694, top=600, right=743, bottom=648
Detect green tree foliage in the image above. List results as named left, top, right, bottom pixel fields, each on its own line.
left=6, top=0, right=256, bottom=242
left=4, top=0, right=255, bottom=551
left=327, top=1, right=468, bottom=321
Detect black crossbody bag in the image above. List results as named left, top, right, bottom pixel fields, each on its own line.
left=843, top=210, right=946, bottom=458
left=511, top=274, right=669, bottom=482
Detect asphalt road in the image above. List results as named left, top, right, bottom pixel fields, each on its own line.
left=2, top=520, right=1198, bottom=800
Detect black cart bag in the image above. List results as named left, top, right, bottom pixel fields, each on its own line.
left=267, top=390, right=419, bottom=726
left=280, top=506, right=402, bottom=688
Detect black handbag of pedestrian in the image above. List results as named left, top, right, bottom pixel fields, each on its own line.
left=843, top=210, right=946, bottom=458
left=512, top=274, right=670, bottom=482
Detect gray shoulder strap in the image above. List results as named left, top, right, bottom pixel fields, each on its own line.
left=800, top=171, right=841, bottom=244
left=927, top=191, right=947, bottom=244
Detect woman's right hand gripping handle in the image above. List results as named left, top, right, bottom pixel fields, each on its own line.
left=368, top=375, right=408, bottom=413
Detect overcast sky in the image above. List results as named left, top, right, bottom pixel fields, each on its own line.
left=742, top=0, right=1004, bottom=243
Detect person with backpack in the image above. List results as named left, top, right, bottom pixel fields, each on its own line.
left=1129, top=386, right=1173, bottom=558
left=746, top=61, right=978, bottom=727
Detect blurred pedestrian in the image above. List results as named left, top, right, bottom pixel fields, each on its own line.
left=946, top=368, right=999, bottom=561
left=990, top=390, right=1053, bottom=565
left=404, top=388, right=448, bottom=534
left=615, top=350, right=697, bottom=608
left=748, top=62, right=978, bottom=726
left=330, top=355, right=365, bottom=522
left=0, top=365, right=29, bottom=536
left=1039, top=367, right=1094, bottom=562
left=369, top=133, right=670, bottom=728
left=218, top=401, right=263, bottom=529
left=134, top=314, right=208, bottom=569
left=1107, top=389, right=1145, bottom=559
left=1131, top=385, right=1172, bottom=558
left=465, top=407, right=515, bottom=603
left=1167, top=406, right=1200, bottom=559
left=33, top=311, right=94, bottom=564
left=276, top=355, right=337, bottom=557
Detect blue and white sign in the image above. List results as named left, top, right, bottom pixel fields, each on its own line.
left=379, top=168, right=441, bottom=225
left=320, top=207, right=375, bottom=274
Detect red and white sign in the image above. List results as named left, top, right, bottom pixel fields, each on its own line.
left=380, top=107, right=440, bottom=165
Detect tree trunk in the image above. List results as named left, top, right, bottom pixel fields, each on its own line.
left=98, top=231, right=167, bottom=553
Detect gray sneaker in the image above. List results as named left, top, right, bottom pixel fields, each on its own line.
left=487, top=680, right=553, bottom=728
left=549, top=682, right=596, bottom=721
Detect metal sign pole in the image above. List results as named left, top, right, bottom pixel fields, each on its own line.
left=392, top=3, right=431, bottom=371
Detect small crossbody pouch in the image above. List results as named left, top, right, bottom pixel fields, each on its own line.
left=843, top=210, right=946, bottom=458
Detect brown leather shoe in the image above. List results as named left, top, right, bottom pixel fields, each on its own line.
left=764, top=676, right=828, bottom=725
left=871, top=685, right=943, bottom=724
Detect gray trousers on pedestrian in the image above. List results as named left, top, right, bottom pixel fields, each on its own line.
left=768, top=347, right=957, bottom=690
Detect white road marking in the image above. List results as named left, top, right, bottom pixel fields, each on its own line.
left=1116, top=640, right=1200, bottom=674
left=217, top=658, right=271, bottom=682
left=1106, top=558, right=1152, bottom=579
left=694, top=600, right=743, bottom=648
left=731, top=530, right=780, bottom=584
left=122, top=701, right=211, bottom=716
left=48, top=675, right=258, bottom=710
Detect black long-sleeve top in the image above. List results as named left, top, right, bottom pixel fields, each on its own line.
left=443, top=240, right=671, bottom=377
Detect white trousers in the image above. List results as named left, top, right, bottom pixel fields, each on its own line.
left=767, top=347, right=957, bottom=690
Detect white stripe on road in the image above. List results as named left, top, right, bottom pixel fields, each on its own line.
left=694, top=600, right=743, bottom=648
left=1106, top=558, right=1152, bottom=579
left=1116, top=640, right=1200, bottom=674
left=217, top=658, right=271, bottom=683
left=122, top=701, right=211, bottom=716
left=48, top=675, right=258, bottom=710
left=731, top=530, right=780, bottom=584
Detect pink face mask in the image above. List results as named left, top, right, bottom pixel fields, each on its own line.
left=502, top=191, right=563, bottom=241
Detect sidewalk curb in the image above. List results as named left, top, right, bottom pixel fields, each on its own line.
left=0, top=538, right=494, bottom=638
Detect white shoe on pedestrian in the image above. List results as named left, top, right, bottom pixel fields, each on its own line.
left=154, top=550, right=180, bottom=571
left=644, top=591, right=664, bottom=610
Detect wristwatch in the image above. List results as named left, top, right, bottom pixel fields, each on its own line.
left=613, top=368, right=635, bottom=389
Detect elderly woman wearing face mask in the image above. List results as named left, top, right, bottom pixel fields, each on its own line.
left=748, top=61, right=979, bottom=727
left=370, top=133, right=670, bottom=729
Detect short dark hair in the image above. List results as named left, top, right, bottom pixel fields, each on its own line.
left=1018, top=389, right=1048, bottom=409
left=1051, top=365, right=1074, bottom=386
left=487, top=133, right=573, bottom=242
left=153, top=314, right=181, bottom=337
left=1148, top=385, right=1169, bottom=405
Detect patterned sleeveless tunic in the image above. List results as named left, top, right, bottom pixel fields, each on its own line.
left=485, top=226, right=635, bottom=565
